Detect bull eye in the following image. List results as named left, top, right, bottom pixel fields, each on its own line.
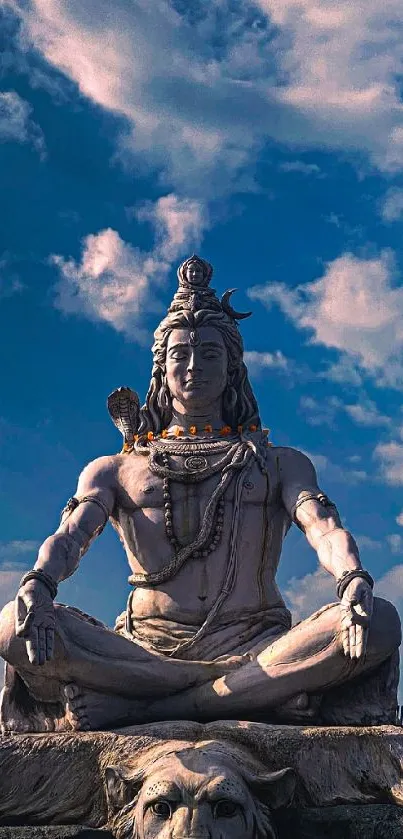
left=151, top=800, right=172, bottom=820
left=213, top=799, right=239, bottom=819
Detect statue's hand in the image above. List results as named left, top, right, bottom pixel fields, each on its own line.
left=15, top=580, right=56, bottom=665
left=340, top=577, right=373, bottom=659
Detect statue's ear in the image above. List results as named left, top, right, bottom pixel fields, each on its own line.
left=248, top=767, right=296, bottom=810
left=105, top=765, right=141, bottom=811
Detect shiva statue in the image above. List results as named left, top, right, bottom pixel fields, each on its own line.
left=0, top=255, right=400, bottom=732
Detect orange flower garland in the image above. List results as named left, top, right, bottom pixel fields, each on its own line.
left=155, top=424, right=269, bottom=438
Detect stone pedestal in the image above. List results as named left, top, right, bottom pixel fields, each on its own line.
left=1, top=723, right=403, bottom=837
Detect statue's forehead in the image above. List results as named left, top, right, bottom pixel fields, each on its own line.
left=167, top=326, right=225, bottom=348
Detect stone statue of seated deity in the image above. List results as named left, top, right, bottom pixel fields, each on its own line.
left=0, top=255, right=400, bottom=733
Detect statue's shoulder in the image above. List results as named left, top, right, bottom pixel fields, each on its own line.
left=78, top=453, right=122, bottom=487
left=266, top=446, right=316, bottom=481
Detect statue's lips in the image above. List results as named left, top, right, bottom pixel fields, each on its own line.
left=183, top=379, right=206, bottom=389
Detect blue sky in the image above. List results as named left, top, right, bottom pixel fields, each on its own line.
left=0, top=0, right=403, bottom=652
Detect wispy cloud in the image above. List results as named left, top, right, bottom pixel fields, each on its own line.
left=51, top=194, right=207, bottom=338
left=0, top=90, right=45, bottom=157
left=300, top=394, right=391, bottom=429
left=285, top=562, right=403, bottom=624
left=244, top=350, right=291, bottom=374
left=279, top=160, right=322, bottom=176
left=0, top=542, right=40, bottom=622
left=256, top=0, right=403, bottom=173
left=344, top=399, right=391, bottom=428
left=380, top=188, right=403, bottom=222
left=356, top=535, right=382, bottom=551
left=387, top=534, right=403, bottom=555
left=6, top=0, right=403, bottom=199
left=0, top=568, right=23, bottom=612
left=302, top=450, right=368, bottom=485
left=375, top=440, right=403, bottom=486
left=0, top=540, right=39, bottom=562
left=248, top=251, right=403, bottom=389
left=299, top=395, right=341, bottom=427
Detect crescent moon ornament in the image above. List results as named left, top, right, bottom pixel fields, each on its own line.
left=221, top=289, right=252, bottom=320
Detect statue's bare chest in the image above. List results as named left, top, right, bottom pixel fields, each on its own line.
left=116, top=451, right=272, bottom=511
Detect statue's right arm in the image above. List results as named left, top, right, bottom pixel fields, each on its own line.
left=34, top=455, right=116, bottom=583
left=15, top=456, right=117, bottom=665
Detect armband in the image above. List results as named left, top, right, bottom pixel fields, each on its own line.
left=79, top=495, right=110, bottom=523
left=293, top=493, right=336, bottom=517
left=60, top=496, right=80, bottom=522
left=336, top=569, right=374, bottom=600
left=19, top=569, right=58, bottom=599
left=60, top=495, right=109, bottom=525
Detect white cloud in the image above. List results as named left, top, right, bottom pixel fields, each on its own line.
left=0, top=541, right=40, bottom=626
left=256, top=0, right=403, bottom=173
left=244, top=350, right=290, bottom=373
left=0, top=540, right=39, bottom=560
left=302, top=450, right=368, bottom=485
left=285, top=562, right=403, bottom=624
left=51, top=194, right=208, bottom=338
left=324, top=358, right=363, bottom=388
left=279, top=160, right=322, bottom=176
left=344, top=399, right=391, bottom=428
left=299, top=395, right=341, bottom=427
left=300, top=393, right=392, bottom=430
left=0, top=569, right=23, bottom=612
left=248, top=251, right=403, bottom=388
left=387, top=534, right=403, bottom=555
left=356, top=535, right=382, bottom=551
left=6, top=0, right=403, bottom=198
left=0, top=90, right=45, bottom=157
left=380, top=188, right=403, bottom=222
left=397, top=512, right=403, bottom=527
left=136, top=194, right=207, bottom=261
left=375, top=441, right=403, bottom=486
left=285, top=567, right=335, bottom=624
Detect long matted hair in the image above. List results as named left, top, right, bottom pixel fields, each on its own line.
left=137, top=308, right=260, bottom=434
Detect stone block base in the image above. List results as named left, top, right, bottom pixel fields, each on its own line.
left=1, top=723, right=403, bottom=836
left=1, top=807, right=403, bottom=838
left=276, top=805, right=403, bottom=838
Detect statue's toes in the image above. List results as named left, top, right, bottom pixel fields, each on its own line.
left=64, top=683, right=91, bottom=731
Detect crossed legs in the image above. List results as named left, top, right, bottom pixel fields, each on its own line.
left=146, top=597, right=401, bottom=722
left=0, top=597, right=400, bottom=731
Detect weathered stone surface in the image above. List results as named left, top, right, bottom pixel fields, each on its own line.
left=275, top=804, right=403, bottom=838
left=0, top=831, right=112, bottom=838
left=1, top=722, right=403, bottom=832
left=1, top=810, right=403, bottom=839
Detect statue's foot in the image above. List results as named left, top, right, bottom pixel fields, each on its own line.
left=64, top=683, right=146, bottom=731
left=271, top=691, right=322, bottom=724
left=0, top=665, right=72, bottom=734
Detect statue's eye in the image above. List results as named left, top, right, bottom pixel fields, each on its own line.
left=150, top=800, right=172, bottom=819
left=213, top=799, right=239, bottom=818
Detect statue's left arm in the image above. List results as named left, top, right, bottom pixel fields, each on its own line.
left=278, top=447, right=373, bottom=660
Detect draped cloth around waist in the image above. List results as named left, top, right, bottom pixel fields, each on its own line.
left=114, top=605, right=292, bottom=661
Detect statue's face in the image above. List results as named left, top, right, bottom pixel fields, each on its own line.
left=185, top=261, right=205, bottom=286
left=166, top=327, right=228, bottom=412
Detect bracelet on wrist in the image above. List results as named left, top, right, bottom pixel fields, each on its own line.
left=336, top=569, right=374, bottom=600
left=19, top=569, right=58, bottom=600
